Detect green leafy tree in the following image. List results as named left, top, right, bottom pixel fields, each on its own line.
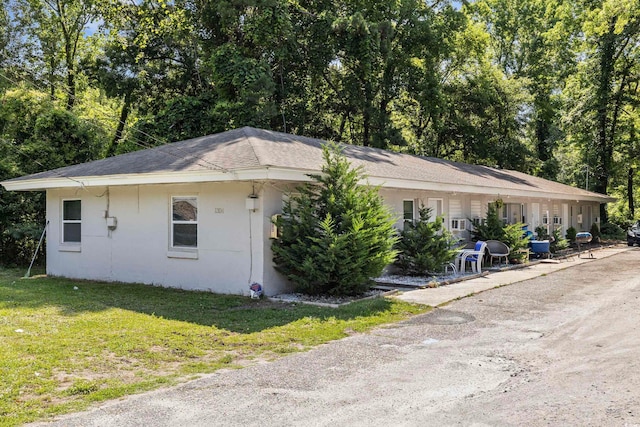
left=0, top=88, right=105, bottom=266
left=562, top=0, right=640, bottom=223
left=12, top=0, right=99, bottom=109
left=394, top=206, right=457, bottom=276
left=95, top=0, right=208, bottom=152
left=471, top=0, right=578, bottom=178
left=272, top=143, right=398, bottom=296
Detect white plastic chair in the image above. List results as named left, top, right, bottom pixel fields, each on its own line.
left=458, top=241, right=487, bottom=274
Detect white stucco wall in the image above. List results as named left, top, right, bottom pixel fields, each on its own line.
left=379, top=188, right=492, bottom=241
left=46, top=182, right=287, bottom=296
left=379, top=188, right=601, bottom=239
left=44, top=181, right=604, bottom=296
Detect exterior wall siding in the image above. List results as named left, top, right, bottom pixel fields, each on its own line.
left=44, top=182, right=606, bottom=296
left=379, top=189, right=601, bottom=240
left=47, top=182, right=268, bottom=296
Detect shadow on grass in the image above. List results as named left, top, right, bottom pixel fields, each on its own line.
left=0, top=270, right=397, bottom=333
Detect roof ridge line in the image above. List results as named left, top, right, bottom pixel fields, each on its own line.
left=242, top=127, right=266, bottom=167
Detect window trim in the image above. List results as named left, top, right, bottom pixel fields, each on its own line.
left=170, top=196, right=198, bottom=250
left=402, top=199, right=415, bottom=227
left=61, top=199, right=82, bottom=245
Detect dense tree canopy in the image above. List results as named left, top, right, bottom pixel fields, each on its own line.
left=1, top=0, right=640, bottom=265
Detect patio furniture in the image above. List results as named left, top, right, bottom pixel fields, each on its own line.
left=486, top=240, right=510, bottom=266
left=576, top=232, right=593, bottom=258
left=530, top=240, right=551, bottom=258
left=454, top=241, right=474, bottom=272
left=456, top=241, right=487, bottom=274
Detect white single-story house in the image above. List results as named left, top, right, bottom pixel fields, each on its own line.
left=1, top=127, right=614, bottom=296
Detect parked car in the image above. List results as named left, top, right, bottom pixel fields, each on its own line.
left=627, top=221, right=640, bottom=246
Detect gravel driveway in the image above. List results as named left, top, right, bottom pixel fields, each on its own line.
left=33, top=248, right=640, bottom=426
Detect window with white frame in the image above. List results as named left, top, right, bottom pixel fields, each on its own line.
left=62, top=199, right=81, bottom=243
left=171, top=197, right=198, bottom=248
left=403, top=200, right=415, bottom=228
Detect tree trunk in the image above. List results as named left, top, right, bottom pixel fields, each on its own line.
left=106, top=91, right=133, bottom=157
left=629, top=124, right=637, bottom=218
left=362, top=108, right=370, bottom=147
left=65, top=67, right=75, bottom=110
left=629, top=167, right=635, bottom=218
left=49, top=57, right=55, bottom=100
left=338, top=113, right=347, bottom=141
left=594, top=19, right=617, bottom=224
left=362, top=80, right=372, bottom=147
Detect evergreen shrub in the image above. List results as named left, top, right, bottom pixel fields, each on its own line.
left=394, top=206, right=458, bottom=276
left=550, top=228, right=569, bottom=253
left=271, top=144, right=398, bottom=296
left=471, top=202, right=504, bottom=241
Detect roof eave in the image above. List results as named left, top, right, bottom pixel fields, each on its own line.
left=365, top=177, right=614, bottom=203
left=0, top=166, right=615, bottom=203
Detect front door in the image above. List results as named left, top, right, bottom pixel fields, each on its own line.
left=531, top=203, right=540, bottom=231
left=427, top=198, right=443, bottom=223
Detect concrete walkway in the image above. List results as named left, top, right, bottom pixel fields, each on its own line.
left=394, top=245, right=632, bottom=307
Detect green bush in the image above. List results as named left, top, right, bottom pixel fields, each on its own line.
left=599, top=222, right=625, bottom=240
left=565, top=226, right=577, bottom=243
left=394, top=206, right=458, bottom=276
left=502, top=222, right=531, bottom=262
left=590, top=223, right=601, bottom=242
left=271, top=143, right=398, bottom=296
left=550, top=228, right=569, bottom=253
left=535, top=225, right=550, bottom=240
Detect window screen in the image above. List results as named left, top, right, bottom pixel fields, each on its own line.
left=62, top=200, right=81, bottom=243
left=172, top=197, right=198, bottom=248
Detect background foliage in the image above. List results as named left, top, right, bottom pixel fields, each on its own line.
left=1, top=0, right=639, bottom=266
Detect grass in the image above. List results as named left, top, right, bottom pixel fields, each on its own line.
left=0, top=268, right=427, bottom=426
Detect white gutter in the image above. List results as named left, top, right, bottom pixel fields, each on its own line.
left=1, top=166, right=615, bottom=203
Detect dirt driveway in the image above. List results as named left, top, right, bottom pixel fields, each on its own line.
left=35, top=248, right=640, bottom=426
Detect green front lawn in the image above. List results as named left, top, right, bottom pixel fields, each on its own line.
left=0, top=269, right=426, bottom=426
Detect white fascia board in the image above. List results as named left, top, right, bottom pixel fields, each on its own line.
left=1, top=166, right=614, bottom=203
left=267, top=171, right=613, bottom=203
left=0, top=168, right=313, bottom=191
left=364, top=177, right=614, bottom=203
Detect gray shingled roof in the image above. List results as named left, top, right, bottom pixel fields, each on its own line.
left=2, top=126, right=612, bottom=201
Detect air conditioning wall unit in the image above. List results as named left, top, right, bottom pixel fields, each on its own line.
left=450, top=218, right=467, bottom=231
